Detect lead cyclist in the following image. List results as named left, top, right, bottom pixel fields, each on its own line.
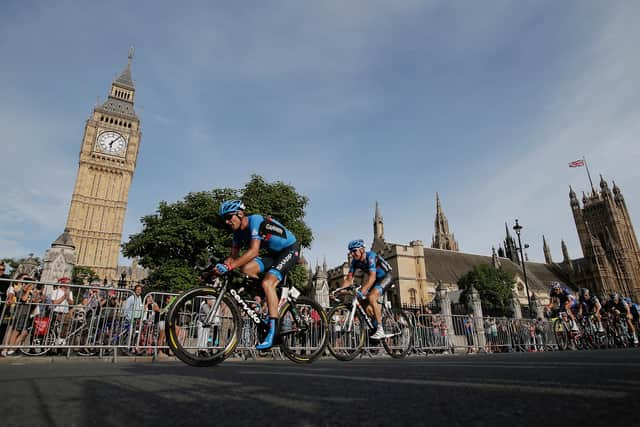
left=214, top=200, right=300, bottom=350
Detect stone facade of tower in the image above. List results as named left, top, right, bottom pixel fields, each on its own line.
left=64, top=51, right=141, bottom=281
left=569, top=178, right=640, bottom=299
left=431, top=193, right=459, bottom=251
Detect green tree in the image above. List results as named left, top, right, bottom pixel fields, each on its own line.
left=122, top=175, right=312, bottom=292
left=458, top=264, right=516, bottom=317
left=72, top=266, right=99, bottom=286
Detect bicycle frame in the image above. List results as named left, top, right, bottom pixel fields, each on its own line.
left=202, top=275, right=304, bottom=332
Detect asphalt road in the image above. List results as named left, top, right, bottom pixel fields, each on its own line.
left=0, top=349, right=638, bottom=427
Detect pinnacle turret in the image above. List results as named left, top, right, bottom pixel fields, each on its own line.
left=543, top=235, right=552, bottom=264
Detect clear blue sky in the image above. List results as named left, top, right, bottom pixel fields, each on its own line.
left=1, top=1, right=639, bottom=269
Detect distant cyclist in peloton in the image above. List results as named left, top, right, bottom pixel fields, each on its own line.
left=624, top=297, right=640, bottom=328
left=214, top=200, right=300, bottom=350
left=577, top=288, right=604, bottom=332
left=603, top=293, right=638, bottom=345
left=547, top=282, right=579, bottom=331
left=338, top=239, right=393, bottom=340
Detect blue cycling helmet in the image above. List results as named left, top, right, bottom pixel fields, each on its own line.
left=580, top=288, right=590, bottom=297
left=348, top=239, right=366, bottom=251
left=219, top=199, right=246, bottom=216
left=623, top=297, right=632, bottom=304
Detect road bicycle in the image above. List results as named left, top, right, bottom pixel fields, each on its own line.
left=166, top=269, right=328, bottom=367
left=327, top=284, right=413, bottom=361
left=21, top=309, right=95, bottom=356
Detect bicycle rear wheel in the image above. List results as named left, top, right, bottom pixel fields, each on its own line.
left=327, top=304, right=366, bottom=361
left=279, top=296, right=328, bottom=364
left=382, top=309, right=413, bottom=359
left=166, top=287, right=241, bottom=367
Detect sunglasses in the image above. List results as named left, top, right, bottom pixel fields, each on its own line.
left=350, top=248, right=361, bottom=254
left=224, top=213, right=237, bottom=221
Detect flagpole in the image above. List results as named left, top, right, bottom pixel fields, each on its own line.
left=583, top=156, right=595, bottom=191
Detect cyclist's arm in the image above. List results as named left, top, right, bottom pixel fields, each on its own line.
left=361, top=271, right=377, bottom=294
left=227, top=239, right=260, bottom=271
left=340, top=273, right=355, bottom=289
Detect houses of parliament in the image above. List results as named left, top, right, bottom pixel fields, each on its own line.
left=311, top=179, right=640, bottom=309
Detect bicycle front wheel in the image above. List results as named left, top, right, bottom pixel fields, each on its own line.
left=279, top=296, right=328, bottom=364
left=327, top=304, right=366, bottom=361
left=553, top=318, right=569, bottom=350
left=382, top=309, right=413, bottom=359
left=166, top=287, right=241, bottom=367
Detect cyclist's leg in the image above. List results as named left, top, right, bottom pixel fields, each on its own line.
left=369, top=275, right=392, bottom=339
left=256, top=244, right=300, bottom=350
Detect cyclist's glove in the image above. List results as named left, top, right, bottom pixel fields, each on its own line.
left=215, top=263, right=232, bottom=275
left=356, top=289, right=366, bottom=300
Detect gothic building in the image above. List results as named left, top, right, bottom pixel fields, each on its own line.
left=327, top=198, right=568, bottom=310
left=564, top=177, right=640, bottom=299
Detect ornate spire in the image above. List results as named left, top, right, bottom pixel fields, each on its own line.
left=543, top=235, right=552, bottom=264
left=372, top=201, right=385, bottom=252
left=431, top=193, right=459, bottom=251
left=503, top=222, right=519, bottom=263
left=492, top=246, right=501, bottom=268
left=561, top=239, right=570, bottom=263
left=115, top=47, right=135, bottom=89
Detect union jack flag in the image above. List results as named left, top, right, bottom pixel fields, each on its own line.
left=568, top=159, right=585, bottom=168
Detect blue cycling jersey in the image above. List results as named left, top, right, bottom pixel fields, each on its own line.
left=232, top=214, right=297, bottom=253
left=349, top=250, right=391, bottom=280
left=579, top=295, right=600, bottom=312
left=550, top=288, right=575, bottom=307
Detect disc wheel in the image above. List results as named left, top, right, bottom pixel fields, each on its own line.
left=327, top=304, right=366, bottom=361
left=382, top=309, right=413, bottom=359
left=278, top=296, right=328, bottom=364
left=166, top=287, right=241, bottom=367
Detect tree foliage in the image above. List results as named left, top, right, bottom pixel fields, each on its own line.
left=122, top=175, right=312, bottom=292
left=72, top=266, right=99, bottom=286
left=458, top=264, right=516, bottom=317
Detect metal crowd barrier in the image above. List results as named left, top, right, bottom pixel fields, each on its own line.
left=2, top=276, right=568, bottom=360
left=0, top=278, right=137, bottom=358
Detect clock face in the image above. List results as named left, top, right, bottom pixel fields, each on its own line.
left=96, top=131, right=127, bottom=155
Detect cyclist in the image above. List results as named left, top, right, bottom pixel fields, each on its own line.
left=214, top=200, right=300, bottom=350
left=603, top=293, right=638, bottom=345
left=624, top=297, right=640, bottom=327
left=577, top=288, right=604, bottom=332
left=547, top=282, right=579, bottom=331
left=338, top=239, right=393, bottom=340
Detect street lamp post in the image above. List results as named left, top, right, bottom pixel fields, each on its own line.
left=513, top=219, right=532, bottom=317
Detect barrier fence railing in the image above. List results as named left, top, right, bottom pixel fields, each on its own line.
left=0, top=277, right=583, bottom=359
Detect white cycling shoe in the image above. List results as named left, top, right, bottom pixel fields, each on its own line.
left=371, top=329, right=387, bottom=340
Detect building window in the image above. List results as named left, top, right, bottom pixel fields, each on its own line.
left=409, top=288, right=417, bottom=306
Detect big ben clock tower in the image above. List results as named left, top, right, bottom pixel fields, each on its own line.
left=65, top=49, right=141, bottom=281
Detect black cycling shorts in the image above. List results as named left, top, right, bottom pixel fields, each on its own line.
left=255, top=243, right=300, bottom=282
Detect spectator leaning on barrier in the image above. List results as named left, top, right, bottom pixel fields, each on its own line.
left=8, top=275, right=38, bottom=351
left=123, top=285, right=144, bottom=322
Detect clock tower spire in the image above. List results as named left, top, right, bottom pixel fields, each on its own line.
left=64, top=50, right=142, bottom=281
